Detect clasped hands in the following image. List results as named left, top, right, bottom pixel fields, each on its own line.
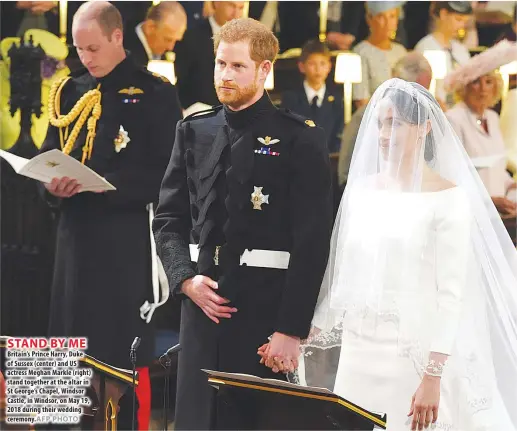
left=182, top=275, right=300, bottom=373
left=257, top=332, right=301, bottom=374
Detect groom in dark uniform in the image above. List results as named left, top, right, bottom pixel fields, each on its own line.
left=153, top=17, right=333, bottom=430
left=39, top=2, right=182, bottom=428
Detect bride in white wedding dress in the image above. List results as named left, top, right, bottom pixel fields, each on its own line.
left=301, top=79, right=517, bottom=431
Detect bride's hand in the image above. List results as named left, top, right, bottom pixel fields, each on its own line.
left=408, top=375, right=440, bottom=430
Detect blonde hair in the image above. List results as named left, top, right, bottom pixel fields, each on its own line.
left=213, top=18, right=279, bottom=64
left=454, top=70, right=504, bottom=108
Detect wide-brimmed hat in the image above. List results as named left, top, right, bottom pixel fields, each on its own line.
left=444, top=40, right=517, bottom=92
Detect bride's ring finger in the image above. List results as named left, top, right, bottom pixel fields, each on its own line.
left=424, top=408, right=432, bottom=429
left=411, top=412, right=420, bottom=430
left=418, top=410, right=426, bottom=430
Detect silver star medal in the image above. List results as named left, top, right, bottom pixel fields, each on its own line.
left=251, top=186, right=269, bottom=210
left=114, top=125, right=130, bottom=153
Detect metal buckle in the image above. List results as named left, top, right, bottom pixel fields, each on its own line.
left=214, top=246, right=221, bottom=266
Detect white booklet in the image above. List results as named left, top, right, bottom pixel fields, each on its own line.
left=0, top=149, right=116, bottom=192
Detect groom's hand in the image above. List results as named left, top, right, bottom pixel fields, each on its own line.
left=264, top=332, right=300, bottom=373
left=181, top=275, right=237, bottom=324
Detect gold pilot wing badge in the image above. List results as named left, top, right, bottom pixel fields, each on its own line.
left=118, top=86, right=144, bottom=96
left=257, top=136, right=280, bottom=146
left=251, top=186, right=269, bottom=210
left=114, top=126, right=130, bottom=153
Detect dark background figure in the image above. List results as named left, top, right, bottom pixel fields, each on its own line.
left=403, top=1, right=432, bottom=49
left=1, top=1, right=58, bottom=39
left=123, top=1, right=187, bottom=68
left=37, top=3, right=182, bottom=429
left=174, top=1, right=245, bottom=109
left=277, top=1, right=367, bottom=52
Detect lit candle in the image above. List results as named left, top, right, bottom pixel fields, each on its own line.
left=242, top=1, right=250, bottom=18
left=319, top=1, right=328, bottom=42
left=500, top=61, right=517, bottom=104
left=59, top=0, right=67, bottom=43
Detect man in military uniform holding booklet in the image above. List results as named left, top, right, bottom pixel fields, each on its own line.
left=37, top=2, right=182, bottom=428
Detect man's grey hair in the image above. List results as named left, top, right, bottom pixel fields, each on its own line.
left=392, top=52, right=432, bottom=82
left=146, top=1, right=186, bottom=24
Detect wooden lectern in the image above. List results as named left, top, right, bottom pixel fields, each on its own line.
left=204, top=370, right=387, bottom=430
left=78, top=354, right=138, bottom=430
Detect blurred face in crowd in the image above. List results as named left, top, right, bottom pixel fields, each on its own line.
left=214, top=40, right=270, bottom=110
left=146, top=14, right=186, bottom=55
left=438, top=9, right=471, bottom=36
left=299, top=53, right=331, bottom=89
left=367, top=7, right=400, bottom=40
left=213, top=2, right=246, bottom=26
left=464, top=74, right=497, bottom=113
left=73, top=18, right=123, bottom=78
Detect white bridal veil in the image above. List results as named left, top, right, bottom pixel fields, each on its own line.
left=299, top=78, right=517, bottom=428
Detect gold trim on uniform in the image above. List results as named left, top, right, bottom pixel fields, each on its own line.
left=118, top=87, right=144, bottom=95
left=257, top=136, right=280, bottom=146
left=48, top=76, right=102, bottom=164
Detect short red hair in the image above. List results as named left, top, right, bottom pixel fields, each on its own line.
left=213, top=18, right=279, bottom=64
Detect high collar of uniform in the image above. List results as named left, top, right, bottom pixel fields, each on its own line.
left=95, top=51, right=134, bottom=88
left=224, top=91, right=276, bottom=130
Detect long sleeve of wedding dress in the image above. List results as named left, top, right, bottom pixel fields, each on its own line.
left=428, top=187, right=471, bottom=361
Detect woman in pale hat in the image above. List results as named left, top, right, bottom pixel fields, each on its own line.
left=415, top=1, right=472, bottom=109
left=445, top=40, right=517, bottom=242
left=352, top=1, right=407, bottom=109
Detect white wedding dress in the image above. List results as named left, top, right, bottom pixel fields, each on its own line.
left=313, top=183, right=514, bottom=431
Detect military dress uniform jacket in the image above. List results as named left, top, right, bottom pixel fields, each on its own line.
left=39, top=54, right=182, bottom=369
left=153, top=93, right=333, bottom=429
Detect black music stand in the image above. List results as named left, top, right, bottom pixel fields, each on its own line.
left=204, top=370, right=387, bottom=431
